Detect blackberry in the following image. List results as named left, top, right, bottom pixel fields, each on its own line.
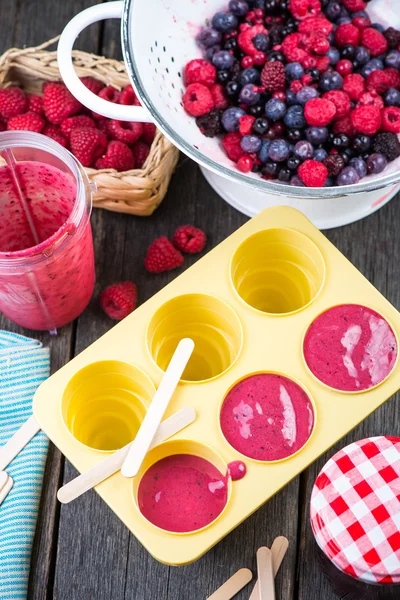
left=373, top=132, right=400, bottom=162
left=384, top=27, right=400, bottom=49
left=230, top=61, right=242, bottom=82
left=269, top=25, right=284, bottom=46
left=264, top=0, right=279, bottom=15
left=196, top=110, right=223, bottom=137
left=217, top=70, right=230, bottom=83
left=323, top=154, right=345, bottom=177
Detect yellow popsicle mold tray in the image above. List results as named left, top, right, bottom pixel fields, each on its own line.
left=33, top=207, right=400, bottom=566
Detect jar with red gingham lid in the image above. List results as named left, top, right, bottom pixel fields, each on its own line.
left=310, top=436, right=400, bottom=600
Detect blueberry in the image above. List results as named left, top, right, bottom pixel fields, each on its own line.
left=361, top=58, right=384, bottom=78
left=228, top=0, right=249, bottom=16
left=287, top=128, right=303, bottom=143
left=319, top=72, right=343, bottom=91
left=327, top=47, right=340, bottom=65
left=253, top=34, right=270, bottom=52
left=341, top=148, right=355, bottom=164
left=385, top=50, right=400, bottom=70
left=367, top=153, right=388, bottom=174
left=241, top=134, right=262, bottom=153
left=296, top=86, right=319, bottom=104
left=325, top=177, right=336, bottom=187
left=212, top=50, right=235, bottom=70
left=239, top=84, right=260, bottom=105
left=197, top=28, right=222, bottom=49
left=278, top=167, right=291, bottom=182
left=354, top=46, right=370, bottom=67
left=336, top=166, right=360, bottom=186
left=284, top=105, right=306, bottom=129
left=223, top=38, right=237, bottom=51
left=337, top=16, right=352, bottom=25
left=371, top=23, right=385, bottom=34
left=290, top=175, right=305, bottom=186
left=384, top=88, right=400, bottom=107
left=306, top=126, right=329, bottom=145
left=353, top=10, right=369, bottom=19
left=258, top=139, right=271, bottom=163
left=239, top=67, right=260, bottom=86
left=253, top=117, right=269, bottom=135
left=349, top=157, right=367, bottom=178
left=333, top=134, right=351, bottom=149
left=217, top=70, right=230, bottom=83
left=205, top=46, right=221, bottom=61
left=268, top=139, right=290, bottom=162
left=341, top=45, right=356, bottom=60
left=287, top=156, right=301, bottom=170
left=268, top=51, right=286, bottom=63
left=212, top=12, right=239, bottom=33
left=352, top=135, right=371, bottom=154
left=265, top=98, right=287, bottom=121
left=294, top=140, right=313, bottom=159
left=285, top=62, right=304, bottom=82
left=314, top=148, right=328, bottom=161
left=221, top=107, right=246, bottom=132
left=262, top=162, right=279, bottom=177
left=249, top=105, right=264, bottom=117
left=286, top=90, right=298, bottom=106
left=226, top=81, right=240, bottom=97
left=325, top=2, right=341, bottom=21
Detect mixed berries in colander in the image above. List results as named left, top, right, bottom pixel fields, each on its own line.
left=182, top=0, right=400, bottom=188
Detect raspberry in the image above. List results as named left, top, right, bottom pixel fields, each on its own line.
left=311, top=35, right=330, bottom=55
left=120, top=84, right=141, bottom=106
left=366, top=70, right=390, bottom=94
left=97, top=119, right=111, bottom=138
left=0, top=87, right=26, bottom=119
left=210, top=84, right=228, bottom=109
left=184, top=59, right=216, bottom=88
left=144, top=236, right=184, bottom=273
left=142, top=122, right=157, bottom=145
left=172, top=225, right=207, bottom=254
left=92, top=86, right=121, bottom=120
left=183, top=83, right=214, bottom=117
left=81, top=76, right=105, bottom=96
left=381, top=107, right=400, bottom=133
left=288, top=0, right=321, bottom=20
left=323, top=91, right=351, bottom=120
left=343, top=74, right=366, bottom=101
left=100, top=282, right=137, bottom=321
left=342, top=0, right=366, bottom=10
left=334, top=23, right=361, bottom=48
left=357, top=91, right=384, bottom=111
left=282, top=33, right=310, bottom=64
left=384, top=27, right=400, bottom=50
left=323, top=154, right=345, bottom=177
left=361, top=28, right=388, bottom=57
left=261, top=61, right=285, bottom=92
left=332, top=115, right=355, bottom=137
left=304, top=98, right=336, bottom=126
left=298, top=159, right=328, bottom=187
left=238, top=24, right=268, bottom=56
left=60, top=115, right=96, bottom=138
left=239, top=115, right=256, bottom=136
left=107, top=120, right=143, bottom=145
left=43, top=82, right=82, bottom=124
left=317, top=56, right=330, bottom=73
left=7, top=112, right=45, bottom=133
left=70, top=127, right=108, bottom=168
left=26, top=94, right=44, bottom=115
left=132, top=141, right=150, bottom=168
left=373, top=132, right=400, bottom=161
left=196, top=109, right=223, bottom=137
left=222, top=132, right=246, bottom=162
left=0, top=118, right=6, bottom=132
left=351, top=105, right=381, bottom=135
left=384, top=68, right=400, bottom=90
left=298, top=16, right=333, bottom=37
left=95, top=140, right=135, bottom=171
left=290, top=80, right=303, bottom=93
left=43, top=124, right=69, bottom=148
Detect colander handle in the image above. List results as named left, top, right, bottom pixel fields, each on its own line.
left=57, top=1, right=152, bottom=122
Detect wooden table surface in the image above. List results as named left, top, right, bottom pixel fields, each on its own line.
left=1, top=1, right=400, bottom=598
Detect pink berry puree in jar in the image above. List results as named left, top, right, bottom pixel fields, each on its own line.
left=0, top=132, right=95, bottom=331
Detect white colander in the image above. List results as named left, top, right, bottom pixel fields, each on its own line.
left=57, top=0, right=400, bottom=229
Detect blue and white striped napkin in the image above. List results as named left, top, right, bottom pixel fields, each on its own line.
left=0, top=332, right=50, bottom=600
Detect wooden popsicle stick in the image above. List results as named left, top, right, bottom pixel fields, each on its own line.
left=206, top=568, right=252, bottom=600
left=0, top=474, right=13, bottom=505
left=121, top=338, right=194, bottom=478
left=57, top=407, right=196, bottom=504
left=0, top=415, right=41, bottom=471
left=257, top=547, right=275, bottom=600
left=0, top=471, right=8, bottom=492
left=249, top=536, right=289, bottom=600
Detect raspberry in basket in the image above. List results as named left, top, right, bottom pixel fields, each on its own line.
left=142, top=122, right=156, bottom=145
left=70, top=127, right=108, bottom=168
left=173, top=225, right=207, bottom=254
left=144, top=237, right=184, bottom=273
left=26, top=93, right=44, bottom=116
left=100, top=282, right=138, bottom=321
left=133, top=141, right=150, bottom=169
left=0, top=87, right=26, bottom=119
left=95, top=140, right=135, bottom=171
left=81, top=76, right=105, bottom=96
left=43, top=82, right=82, bottom=124
left=107, top=120, right=143, bottom=145
left=60, top=115, right=96, bottom=139
left=7, top=112, right=45, bottom=133
left=43, top=124, right=69, bottom=148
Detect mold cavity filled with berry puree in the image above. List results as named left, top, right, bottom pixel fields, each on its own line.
left=303, top=304, right=398, bottom=392
left=220, top=373, right=315, bottom=461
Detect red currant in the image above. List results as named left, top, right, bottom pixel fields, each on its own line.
left=237, top=156, right=253, bottom=172
left=253, top=52, right=267, bottom=66
left=241, top=56, right=254, bottom=68
left=336, top=59, right=353, bottom=76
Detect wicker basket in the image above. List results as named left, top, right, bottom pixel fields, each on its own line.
left=0, top=38, right=180, bottom=216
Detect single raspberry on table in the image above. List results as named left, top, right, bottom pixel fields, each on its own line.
left=222, top=132, right=246, bottom=162
left=384, top=68, right=400, bottom=90
left=343, top=73, right=366, bottom=101
left=298, top=159, right=328, bottom=187
left=288, top=0, right=321, bottom=20
left=100, top=282, right=138, bottom=321
left=183, top=83, right=214, bottom=117
left=7, top=112, right=45, bottom=133
left=334, top=23, right=361, bottom=48
left=132, top=141, right=150, bottom=168
left=366, top=70, right=390, bottom=94
left=120, top=84, right=141, bottom=106
left=361, top=28, right=388, bottom=57
left=210, top=84, right=228, bottom=109
left=323, top=154, right=345, bottom=177
left=43, top=82, right=82, bottom=124
left=184, top=59, right=216, bottom=88
left=107, top=120, right=143, bottom=145
left=332, top=115, right=355, bottom=137
left=323, top=91, right=351, bottom=120
left=342, top=0, right=366, bottom=10
left=172, top=225, right=207, bottom=254
left=0, top=87, right=27, bottom=119
left=298, top=16, right=333, bottom=36
left=351, top=105, right=382, bottom=135
left=238, top=24, right=268, bottom=56
left=43, top=124, right=69, bottom=148
left=304, top=98, right=337, bottom=126
left=26, top=93, right=44, bottom=115
left=142, top=122, right=157, bottom=145
left=357, top=91, right=384, bottom=111
left=60, top=115, right=96, bottom=138
left=384, top=27, right=400, bottom=50
left=70, top=127, right=108, bottom=168
left=81, top=76, right=105, bottom=96
left=261, top=61, right=285, bottom=92
left=92, top=86, right=121, bottom=120
left=239, top=115, right=256, bottom=136
left=381, top=107, right=400, bottom=133
left=95, top=140, right=135, bottom=171
left=144, top=236, right=184, bottom=273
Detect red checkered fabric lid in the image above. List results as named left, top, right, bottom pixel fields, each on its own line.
left=310, top=436, right=400, bottom=585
